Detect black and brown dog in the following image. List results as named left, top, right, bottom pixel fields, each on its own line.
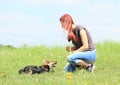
left=19, top=60, right=57, bottom=74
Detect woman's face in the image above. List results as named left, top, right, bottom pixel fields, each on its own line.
left=60, top=21, right=67, bottom=30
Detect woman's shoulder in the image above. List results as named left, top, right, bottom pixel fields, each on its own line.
left=75, top=25, right=86, bottom=30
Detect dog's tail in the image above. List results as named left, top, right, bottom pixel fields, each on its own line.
left=19, top=69, right=24, bottom=74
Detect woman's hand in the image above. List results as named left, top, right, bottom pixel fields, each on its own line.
left=66, top=46, right=71, bottom=52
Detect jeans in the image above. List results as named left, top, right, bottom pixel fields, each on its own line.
left=64, top=50, right=96, bottom=72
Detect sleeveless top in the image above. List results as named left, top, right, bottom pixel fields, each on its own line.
left=72, top=25, right=95, bottom=51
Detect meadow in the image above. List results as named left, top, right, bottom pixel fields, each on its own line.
left=0, top=41, right=120, bottom=85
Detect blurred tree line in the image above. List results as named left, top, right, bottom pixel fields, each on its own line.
left=0, top=44, right=15, bottom=48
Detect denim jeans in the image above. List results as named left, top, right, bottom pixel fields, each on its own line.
left=64, top=50, right=96, bottom=72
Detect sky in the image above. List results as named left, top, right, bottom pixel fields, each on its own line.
left=0, top=0, right=120, bottom=47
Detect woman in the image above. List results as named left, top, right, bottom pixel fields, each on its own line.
left=59, top=14, right=96, bottom=72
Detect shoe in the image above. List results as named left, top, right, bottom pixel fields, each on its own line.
left=86, top=64, right=95, bottom=73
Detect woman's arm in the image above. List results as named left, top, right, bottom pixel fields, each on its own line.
left=66, top=29, right=89, bottom=52
left=75, top=28, right=89, bottom=52
left=66, top=46, right=77, bottom=52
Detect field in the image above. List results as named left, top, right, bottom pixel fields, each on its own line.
left=0, top=41, right=120, bottom=85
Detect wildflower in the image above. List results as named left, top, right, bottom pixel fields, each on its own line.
left=66, top=80, right=71, bottom=84
left=66, top=72, right=72, bottom=84
left=67, top=72, right=72, bottom=76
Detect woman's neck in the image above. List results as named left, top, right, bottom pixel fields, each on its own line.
left=72, top=24, right=76, bottom=30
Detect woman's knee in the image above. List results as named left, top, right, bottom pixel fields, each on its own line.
left=66, top=53, right=80, bottom=63
left=66, top=55, right=73, bottom=62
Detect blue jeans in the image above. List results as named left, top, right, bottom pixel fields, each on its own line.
left=64, top=50, right=96, bottom=72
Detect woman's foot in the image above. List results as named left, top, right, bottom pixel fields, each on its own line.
left=86, top=64, right=95, bottom=73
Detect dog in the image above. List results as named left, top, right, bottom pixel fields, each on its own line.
left=19, top=60, right=57, bottom=74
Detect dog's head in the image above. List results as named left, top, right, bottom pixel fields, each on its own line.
left=42, top=65, right=50, bottom=72
left=43, top=60, right=57, bottom=68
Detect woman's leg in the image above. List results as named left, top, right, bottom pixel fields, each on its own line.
left=67, top=50, right=96, bottom=69
left=67, top=50, right=96, bottom=64
left=64, top=63, right=76, bottom=72
left=76, top=60, right=90, bottom=68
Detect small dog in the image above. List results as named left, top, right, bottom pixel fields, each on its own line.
left=19, top=60, right=57, bottom=74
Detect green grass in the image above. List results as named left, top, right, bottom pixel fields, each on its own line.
left=0, top=41, right=120, bottom=85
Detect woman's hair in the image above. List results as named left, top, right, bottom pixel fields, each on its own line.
left=59, top=14, right=78, bottom=42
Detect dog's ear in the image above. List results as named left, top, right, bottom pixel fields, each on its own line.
left=42, top=60, right=45, bottom=63
left=43, top=60, right=47, bottom=65
left=42, top=60, right=44, bottom=63
left=43, top=60, right=50, bottom=65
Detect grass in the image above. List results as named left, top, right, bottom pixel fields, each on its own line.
left=0, top=41, right=120, bottom=85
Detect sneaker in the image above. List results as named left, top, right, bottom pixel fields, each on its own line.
left=86, top=64, right=95, bottom=73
